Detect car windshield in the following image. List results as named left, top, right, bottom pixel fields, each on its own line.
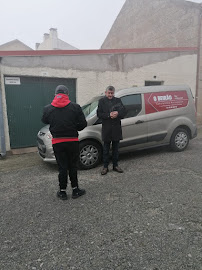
left=82, top=96, right=102, bottom=119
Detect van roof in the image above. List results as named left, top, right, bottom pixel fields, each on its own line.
left=115, top=85, right=191, bottom=97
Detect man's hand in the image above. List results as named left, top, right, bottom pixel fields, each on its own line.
left=110, top=111, right=118, bottom=119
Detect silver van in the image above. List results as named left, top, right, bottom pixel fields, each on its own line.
left=37, top=85, right=197, bottom=169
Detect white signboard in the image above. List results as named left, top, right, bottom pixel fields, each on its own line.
left=5, top=77, right=21, bottom=85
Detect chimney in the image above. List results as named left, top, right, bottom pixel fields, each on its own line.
left=43, top=33, right=49, bottom=41
left=49, top=28, right=58, bottom=39
left=35, top=43, right=40, bottom=50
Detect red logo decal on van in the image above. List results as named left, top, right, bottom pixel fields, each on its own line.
left=144, top=91, right=188, bottom=114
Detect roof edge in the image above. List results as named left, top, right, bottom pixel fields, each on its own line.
left=0, top=47, right=197, bottom=57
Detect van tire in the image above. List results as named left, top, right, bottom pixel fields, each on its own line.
left=79, top=140, right=102, bottom=170
left=170, top=128, right=189, bottom=152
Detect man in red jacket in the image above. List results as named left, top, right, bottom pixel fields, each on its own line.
left=42, top=85, right=87, bottom=200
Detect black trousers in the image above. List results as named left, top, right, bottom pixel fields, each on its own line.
left=103, top=141, right=119, bottom=168
left=53, top=142, right=79, bottom=189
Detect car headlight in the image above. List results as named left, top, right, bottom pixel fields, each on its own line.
left=46, top=132, right=53, bottom=139
left=38, top=131, right=45, bottom=136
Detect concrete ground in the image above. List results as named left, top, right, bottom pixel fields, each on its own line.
left=0, top=128, right=202, bottom=270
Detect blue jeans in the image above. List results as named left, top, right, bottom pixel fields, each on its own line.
left=103, top=141, right=119, bottom=168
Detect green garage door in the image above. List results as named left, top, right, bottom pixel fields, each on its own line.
left=5, top=76, right=76, bottom=148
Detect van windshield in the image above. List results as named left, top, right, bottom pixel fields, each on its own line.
left=81, top=96, right=102, bottom=119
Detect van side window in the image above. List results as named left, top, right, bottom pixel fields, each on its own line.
left=121, top=94, right=142, bottom=118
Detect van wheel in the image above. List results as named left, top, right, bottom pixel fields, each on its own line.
left=79, top=140, right=102, bottom=170
left=170, top=128, right=189, bottom=152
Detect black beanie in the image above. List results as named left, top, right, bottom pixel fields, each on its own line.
left=55, top=85, right=69, bottom=95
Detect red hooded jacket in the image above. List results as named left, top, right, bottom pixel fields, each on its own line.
left=42, top=94, right=87, bottom=144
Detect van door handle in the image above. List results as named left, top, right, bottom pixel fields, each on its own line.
left=135, top=120, right=144, bottom=124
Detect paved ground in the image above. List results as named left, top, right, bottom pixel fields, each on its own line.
left=1, top=129, right=202, bottom=270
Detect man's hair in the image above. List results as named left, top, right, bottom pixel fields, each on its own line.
left=106, top=85, right=115, bottom=92
left=55, top=85, right=69, bottom=95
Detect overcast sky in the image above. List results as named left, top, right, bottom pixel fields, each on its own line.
left=0, top=0, right=201, bottom=50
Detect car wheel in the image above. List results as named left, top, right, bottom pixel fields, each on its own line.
left=170, top=128, right=189, bottom=152
left=79, top=140, right=102, bottom=169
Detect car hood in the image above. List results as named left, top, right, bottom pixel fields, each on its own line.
left=40, top=125, right=50, bottom=133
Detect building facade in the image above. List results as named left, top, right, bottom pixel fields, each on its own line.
left=0, top=48, right=197, bottom=151
left=101, top=0, right=202, bottom=124
left=0, top=0, right=201, bottom=152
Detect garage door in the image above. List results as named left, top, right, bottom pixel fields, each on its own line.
left=5, top=76, right=76, bottom=148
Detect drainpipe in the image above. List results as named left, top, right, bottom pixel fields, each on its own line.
left=195, top=4, right=202, bottom=112
left=0, top=58, right=6, bottom=158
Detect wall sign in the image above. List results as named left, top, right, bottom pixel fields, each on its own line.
left=5, top=77, right=21, bottom=85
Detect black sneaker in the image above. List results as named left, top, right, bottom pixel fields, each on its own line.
left=57, top=190, right=68, bottom=200
left=72, top=187, right=86, bottom=199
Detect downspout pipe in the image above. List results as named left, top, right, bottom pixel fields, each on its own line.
left=196, top=4, right=202, bottom=113
left=0, top=58, right=6, bottom=158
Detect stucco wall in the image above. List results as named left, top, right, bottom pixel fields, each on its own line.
left=102, top=0, right=200, bottom=49
left=0, top=51, right=197, bottom=151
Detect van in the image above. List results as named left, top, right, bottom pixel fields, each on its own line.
left=37, top=85, right=197, bottom=169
